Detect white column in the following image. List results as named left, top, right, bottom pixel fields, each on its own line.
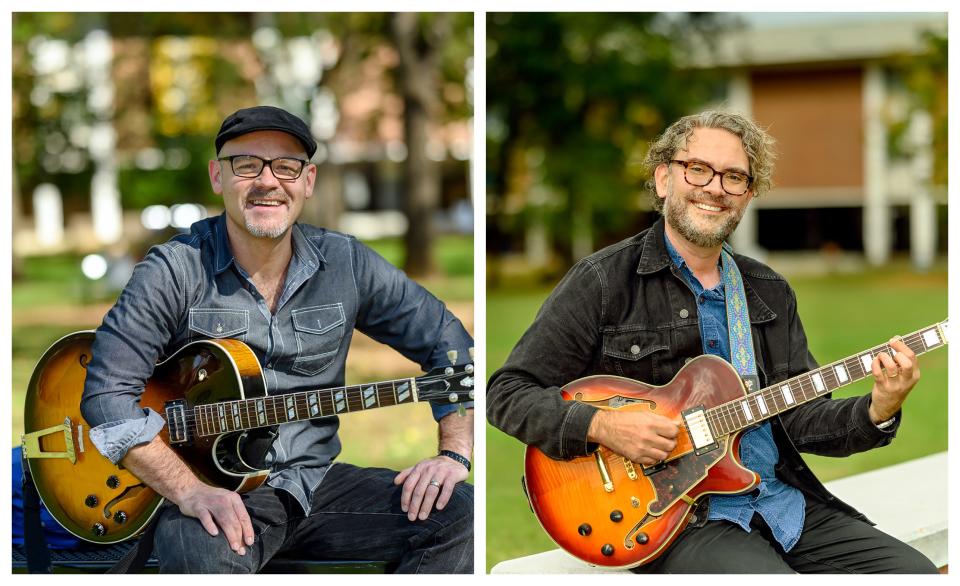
left=907, top=110, right=936, bottom=271
left=863, top=64, right=891, bottom=266
left=33, top=183, right=64, bottom=247
left=726, top=72, right=762, bottom=259
left=83, top=29, right=122, bottom=244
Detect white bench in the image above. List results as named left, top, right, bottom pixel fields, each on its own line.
left=491, top=452, right=947, bottom=573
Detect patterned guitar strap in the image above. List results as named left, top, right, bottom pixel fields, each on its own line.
left=720, top=247, right=760, bottom=394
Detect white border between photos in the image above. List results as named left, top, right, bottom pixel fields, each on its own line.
left=3, top=2, right=958, bottom=584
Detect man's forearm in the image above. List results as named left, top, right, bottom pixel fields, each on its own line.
left=120, top=435, right=205, bottom=506
left=438, top=409, right=473, bottom=458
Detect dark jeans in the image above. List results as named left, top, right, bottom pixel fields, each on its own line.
left=153, top=463, right=473, bottom=573
left=635, top=497, right=936, bottom=574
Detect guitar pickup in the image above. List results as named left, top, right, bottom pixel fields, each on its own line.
left=682, top=405, right=719, bottom=455
left=165, top=401, right=189, bottom=445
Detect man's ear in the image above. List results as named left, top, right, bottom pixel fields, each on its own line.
left=653, top=162, right=671, bottom=201
left=209, top=158, right=224, bottom=194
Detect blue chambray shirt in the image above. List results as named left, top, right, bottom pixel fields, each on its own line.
left=81, top=213, right=474, bottom=514
left=665, top=234, right=805, bottom=552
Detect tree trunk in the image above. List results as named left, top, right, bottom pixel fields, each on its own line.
left=391, top=13, right=443, bottom=277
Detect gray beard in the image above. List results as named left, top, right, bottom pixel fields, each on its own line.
left=663, top=189, right=743, bottom=249
left=244, top=218, right=290, bottom=239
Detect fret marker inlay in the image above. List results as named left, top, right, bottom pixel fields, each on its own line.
left=834, top=364, right=849, bottom=384
left=756, top=394, right=767, bottom=415
left=812, top=373, right=825, bottom=393
left=308, top=393, right=320, bottom=416
left=335, top=390, right=346, bottom=412
left=397, top=382, right=410, bottom=403
left=741, top=400, right=754, bottom=421
left=256, top=400, right=266, bottom=425
left=363, top=386, right=376, bottom=408
left=781, top=385, right=794, bottom=405
left=286, top=396, right=296, bottom=420
left=860, top=354, right=873, bottom=373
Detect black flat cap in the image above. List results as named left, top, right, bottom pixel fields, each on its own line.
left=215, top=105, right=318, bottom=158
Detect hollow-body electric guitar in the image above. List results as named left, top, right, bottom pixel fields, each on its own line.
left=22, top=330, right=474, bottom=544
left=523, top=320, right=947, bottom=569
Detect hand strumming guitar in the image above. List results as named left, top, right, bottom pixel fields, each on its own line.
left=587, top=409, right=679, bottom=466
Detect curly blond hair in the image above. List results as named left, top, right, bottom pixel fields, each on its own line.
left=643, top=111, right=777, bottom=211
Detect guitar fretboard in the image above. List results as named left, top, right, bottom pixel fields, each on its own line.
left=706, top=321, right=948, bottom=437
left=193, top=378, right=418, bottom=436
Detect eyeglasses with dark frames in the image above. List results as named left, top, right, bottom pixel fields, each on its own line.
left=218, top=155, right=308, bottom=181
left=669, top=159, right=752, bottom=196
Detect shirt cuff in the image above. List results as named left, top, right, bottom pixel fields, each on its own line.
left=430, top=400, right=474, bottom=421
left=88, top=409, right=166, bottom=464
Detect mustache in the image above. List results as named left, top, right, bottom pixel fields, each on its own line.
left=245, top=187, right=288, bottom=202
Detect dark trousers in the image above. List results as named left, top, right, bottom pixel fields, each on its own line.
left=636, top=497, right=937, bottom=574
left=152, top=462, right=473, bottom=573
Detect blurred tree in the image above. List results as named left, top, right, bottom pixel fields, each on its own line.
left=487, top=13, right=728, bottom=265
left=13, top=12, right=471, bottom=276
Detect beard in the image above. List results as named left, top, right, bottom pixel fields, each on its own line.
left=243, top=187, right=292, bottom=239
left=662, top=182, right=745, bottom=249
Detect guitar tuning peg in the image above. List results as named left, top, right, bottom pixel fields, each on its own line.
left=468, top=347, right=474, bottom=361
left=447, top=349, right=458, bottom=365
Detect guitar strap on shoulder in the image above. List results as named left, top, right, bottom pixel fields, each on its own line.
left=720, top=248, right=760, bottom=393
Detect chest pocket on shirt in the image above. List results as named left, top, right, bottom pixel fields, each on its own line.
left=291, top=303, right=346, bottom=376
left=188, top=308, right=249, bottom=342
left=601, top=328, right=670, bottom=383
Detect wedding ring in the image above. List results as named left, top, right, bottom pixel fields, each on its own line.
left=428, top=479, right=442, bottom=488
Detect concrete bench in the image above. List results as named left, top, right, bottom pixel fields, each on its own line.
left=491, top=451, right=947, bottom=573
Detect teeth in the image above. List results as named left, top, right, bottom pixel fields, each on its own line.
left=693, top=202, right=722, bottom=212
left=252, top=200, right=282, bottom=206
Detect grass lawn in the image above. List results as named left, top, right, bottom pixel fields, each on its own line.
left=485, top=262, right=948, bottom=571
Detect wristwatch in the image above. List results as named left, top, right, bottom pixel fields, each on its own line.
left=439, top=449, right=471, bottom=472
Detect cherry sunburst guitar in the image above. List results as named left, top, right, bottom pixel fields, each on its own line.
left=21, top=330, right=474, bottom=544
left=524, top=320, right=948, bottom=569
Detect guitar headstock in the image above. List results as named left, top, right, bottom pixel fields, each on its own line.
left=417, top=350, right=475, bottom=408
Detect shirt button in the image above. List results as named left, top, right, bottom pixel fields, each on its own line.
left=630, top=344, right=641, bottom=355
left=679, top=309, right=689, bottom=318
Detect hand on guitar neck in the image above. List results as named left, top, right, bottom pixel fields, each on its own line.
left=868, top=337, right=921, bottom=424
left=586, top=409, right=680, bottom=466
left=122, top=436, right=255, bottom=556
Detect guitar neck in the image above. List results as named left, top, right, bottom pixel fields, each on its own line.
left=707, top=320, right=948, bottom=437
left=194, top=377, right=420, bottom=437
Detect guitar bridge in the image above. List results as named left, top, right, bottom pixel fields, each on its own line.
left=681, top=405, right=719, bottom=455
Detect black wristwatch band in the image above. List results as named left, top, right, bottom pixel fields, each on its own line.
left=439, top=449, right=471, bottom=472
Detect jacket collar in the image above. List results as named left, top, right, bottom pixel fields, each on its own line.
left=636, top=216, right=776, bottom=324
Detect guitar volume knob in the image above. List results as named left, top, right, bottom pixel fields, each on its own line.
left=106, top=475, right=120, bottom=489
left=114, top=511, right=128, bottom=524
left=601, top=544, right=615, bottom=556
left=85, top=495, right=99, bottom=508
left=92, top=523, right=106, bottom=537
left=577, top=523, right=592, bottom=536
left=610, top=510, right=623, bottom=522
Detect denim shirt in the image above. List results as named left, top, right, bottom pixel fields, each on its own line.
left=664, top=235, right=805, bottom=552
left=80, top=213, right=474, bottom=514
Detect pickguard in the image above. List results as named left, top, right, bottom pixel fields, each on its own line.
left=646, top=437, right=729, bottom=515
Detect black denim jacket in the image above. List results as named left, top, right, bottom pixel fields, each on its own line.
left=487, top=218, right=899, bottom=522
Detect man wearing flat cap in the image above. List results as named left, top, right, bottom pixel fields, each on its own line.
left=80, top=105, right=474, bottom=573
